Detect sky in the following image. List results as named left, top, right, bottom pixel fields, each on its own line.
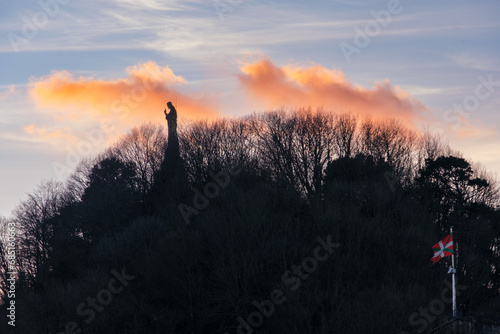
left=1, top=0, right=499, bottom=218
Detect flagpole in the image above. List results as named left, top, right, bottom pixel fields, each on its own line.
left=451, top=226, right=457, bottom=317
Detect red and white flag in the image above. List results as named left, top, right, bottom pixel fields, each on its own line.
left=431, top=234, right=453, bottom=264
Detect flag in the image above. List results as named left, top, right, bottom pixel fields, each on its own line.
left=431, top=234, right=453, bottom=264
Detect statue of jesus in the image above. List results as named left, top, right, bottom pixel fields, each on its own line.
left=164, top=101, right=179, bottom=155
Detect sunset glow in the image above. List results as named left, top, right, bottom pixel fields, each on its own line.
left=30, top=61, right=220, bottom=124
left=240, top=59, right=428, bottom=129
left=1, top=1, right=500, bottom=332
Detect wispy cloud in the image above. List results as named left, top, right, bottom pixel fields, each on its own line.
left=448, top=53, right=500, bottom=72
left=23, top=124, right=79, bottom=143
left=0, top=86, right=16, bottom=101
left=455, top=116, right=496, bottom=139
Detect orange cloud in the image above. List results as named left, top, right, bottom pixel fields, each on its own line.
left=30, top=61, right=220, bottom=123
left=239, top=59, right=430, bottom=129
left=23, top=124, right=78, bottom=143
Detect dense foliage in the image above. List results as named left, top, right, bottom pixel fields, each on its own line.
left=1, top=109, right=499, bottom=333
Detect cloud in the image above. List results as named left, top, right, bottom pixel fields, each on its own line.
left=448, top=52, right=500, bottom=72
left=0, top=86, right=16, bottom=101
left=26, top=57, right=496, bottom=147
left=30, top=61, right=220, bottom=124
left=239, top=59, right=430, bottom=128
left=455, top=115, right=496, bottom=139
left=23, top=124, right=79, bottom=144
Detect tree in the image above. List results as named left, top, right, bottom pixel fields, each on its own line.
left=79, top=157, right=139, bottom=242
left=180, top=118, right=256, bottom=187
left=110, top=123, right=167, bottom=199
left=65, top=157, right=97, bottom=202
left=14, top=180, right=66, bottom=287
left=417, top=156, right=492, bottom=225
left=251, top=108, right=335, bottom=201
left=292, top=108, right=335, bottom=202
left=359, top=118, right=418, bottom=184
left=333, top=112, right=357, bottom=159
left=250, top=109, right=297, bottom=189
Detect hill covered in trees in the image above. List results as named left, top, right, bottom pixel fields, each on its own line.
left=1, top=108, right=499, bottom=333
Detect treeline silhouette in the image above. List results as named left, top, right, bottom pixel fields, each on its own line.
left=1, top=108, right=499, bottom=333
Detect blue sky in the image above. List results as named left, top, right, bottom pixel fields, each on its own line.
left=1, top=0, right=499, bottom=217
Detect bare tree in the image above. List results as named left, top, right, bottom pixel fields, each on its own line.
left=65, top=157, right=98, bottom=202
left=250, top=109, right=297, bottom=188
left=180, top=119, right=222, bottom=185
left=333, top=112, right=358, bottom=159
left=219, top=117, right=258, bottom=171
left=470, top=162, right=500, bottom=206
left=358, top=118, right=420, bottom=183
left=292, top=108, right=335, bottom=200
left=250, top=108, right=335, bottom=201
left=179, top=118, right=256, bottom=186
left=110, top=122, right=167, bottom=196
left=14, top=180, right=65, bottom=287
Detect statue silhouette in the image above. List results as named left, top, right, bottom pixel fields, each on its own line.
left=164, top=101, right=179, bottom=157
left=150, top=101, right=188, bottom=217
